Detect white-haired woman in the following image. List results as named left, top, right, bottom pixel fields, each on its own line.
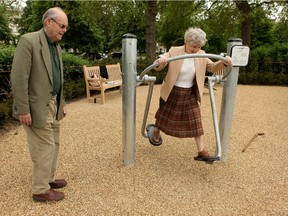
left=148, top=27, right=232, bottom=159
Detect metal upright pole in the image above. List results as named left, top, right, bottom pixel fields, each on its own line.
left=122, top=33, right=137, bottom=167
left=219, top=38, right=243, bottom=161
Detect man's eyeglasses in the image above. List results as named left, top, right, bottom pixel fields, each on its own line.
left=50, top=17, right=69, bottom=30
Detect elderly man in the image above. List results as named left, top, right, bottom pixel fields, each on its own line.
left=11, top=7, right=69, bottom=202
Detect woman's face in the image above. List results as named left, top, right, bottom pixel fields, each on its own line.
left=185, top=42, right=201, bottom=54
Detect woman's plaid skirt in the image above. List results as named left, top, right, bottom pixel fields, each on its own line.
left=155, top=85, right=204, bottom=138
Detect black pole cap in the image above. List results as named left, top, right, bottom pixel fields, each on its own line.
left=228, top=38, right=242, bottom=42
left=122, top=33, right=137, bottom=39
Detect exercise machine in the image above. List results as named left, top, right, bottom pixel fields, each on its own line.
left=121, top=33, right=249, bottom=166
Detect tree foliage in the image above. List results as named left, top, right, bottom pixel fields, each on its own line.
left=0, top=3, right=14, bottom=44
left=157, top=1, right=207, bottom=48
left=271, top=19, right=288, bottom=44
left=18, top=0, right=104, bottom=52
left=4, top=0, right=288, bottom=56
left=250, top=6, right=273, bottom=49
left=109, top=1, right=146, bottom=52
left=201, top=0, right=241, bottom=53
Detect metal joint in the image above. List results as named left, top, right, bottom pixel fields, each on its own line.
left=137, top=75, right=156, bottom=84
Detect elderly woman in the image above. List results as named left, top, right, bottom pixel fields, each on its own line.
left=148, top=27, right=232, bottom=159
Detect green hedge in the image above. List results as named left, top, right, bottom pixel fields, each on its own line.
left=136, top=58, right=166, bottom=84
left=0, top=100, right=12, bottom=127
left=62, top=53, right=90, bottom=100
left=0, top=45, right=15, bottom=127
left=0, top=45, right=15, bottom=101
left=0, top=45, right=15, bottom=72
left=239, top=43, right=288, bottom=85
left=238, top=70, right=288, bottom=85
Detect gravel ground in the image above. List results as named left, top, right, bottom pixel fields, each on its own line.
left=0, top=84, right=287, bottom=216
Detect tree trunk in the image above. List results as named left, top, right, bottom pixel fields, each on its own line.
left=234, top=0, right=252, bottom=47
left=146, top=1, right=157, bottom=61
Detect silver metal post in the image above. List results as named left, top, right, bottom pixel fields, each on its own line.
left=219, top=38, right=242, bottom=161
left=122, top=33, right=137, bottom=167
left=207, top=77, right=221, bottom=159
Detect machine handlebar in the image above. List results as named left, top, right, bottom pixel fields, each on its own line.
left=139, top=54, right=232, bottom=80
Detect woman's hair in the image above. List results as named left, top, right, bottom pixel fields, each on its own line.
left=184, top=27, right=207, bottom=47
left=42, top=7, right=64, bottom=25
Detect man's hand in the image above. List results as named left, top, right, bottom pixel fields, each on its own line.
left=19, top=113, right=32, bottom=125
left=63, top=106, right=67, bottom=117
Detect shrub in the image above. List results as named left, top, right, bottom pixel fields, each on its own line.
left=63, top=79, right=86, bottom=101
left=0, top=100, right=13, bottom=128
left=240, top=43, right=288, bottom=86
left=62, top=53, right=90, bottom=81
left=0, top=45, right=15, bottom=72
left=0, top=45, right=15, bottom=101
left=136, top=58, right=167, bottom=84
left=247, top=43, right=288, bottom=75
left=238, top=71, right=288, bottom=85
left=62, top=53, right=91, bottom=100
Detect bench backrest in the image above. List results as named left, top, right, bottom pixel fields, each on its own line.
left=83, top=64, right=122, bottom=81
left=106, top=63, right=122, bottom=81
left=83, top=65, right=100, bottom=78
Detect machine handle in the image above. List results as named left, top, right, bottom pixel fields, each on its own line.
left=139, top=53, right=232, bottom=80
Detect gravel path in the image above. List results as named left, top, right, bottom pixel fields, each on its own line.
left=0, top=84, right=287, bottom=215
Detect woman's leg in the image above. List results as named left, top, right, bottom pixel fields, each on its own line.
left=195, top=135, right=210, bottom=157
left=195, top=135, right=204, bottom=152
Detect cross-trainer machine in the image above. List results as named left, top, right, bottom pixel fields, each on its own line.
left=121, top=33, right=249, bottom=167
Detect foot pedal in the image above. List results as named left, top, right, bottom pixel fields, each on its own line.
left=146, top=124, right=163, bottom=146
left=194, top=156, right=220, bottom=164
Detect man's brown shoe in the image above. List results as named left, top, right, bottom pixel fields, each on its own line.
left=49, top=179, right=67, bottom=189
left=33, top=189, right=64, bottom=202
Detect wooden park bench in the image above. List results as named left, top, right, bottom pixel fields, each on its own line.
left=83, top=63, right=122, bottom=104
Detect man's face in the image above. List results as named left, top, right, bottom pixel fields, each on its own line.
left=46, top=12, right=68, bottom=42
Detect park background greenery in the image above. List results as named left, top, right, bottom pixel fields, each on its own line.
left=0, top=0, right=288, bottom=126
